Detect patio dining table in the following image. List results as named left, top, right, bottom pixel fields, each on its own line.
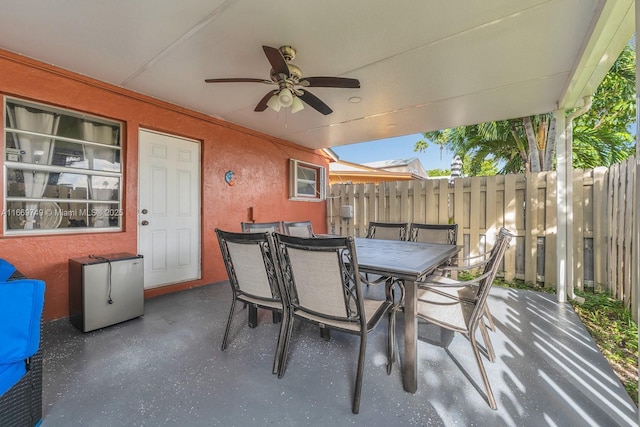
left=353, top=237, right=459, bottom=394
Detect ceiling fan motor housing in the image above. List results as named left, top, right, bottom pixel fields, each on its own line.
left=279, top=45, right=296, bottom=61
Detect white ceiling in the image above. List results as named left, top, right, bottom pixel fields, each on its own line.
left=0, top=0, right=634, bottom=150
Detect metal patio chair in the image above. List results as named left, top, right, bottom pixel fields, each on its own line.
left=241, top=221, right=282, bottom=233
left=409, top=222, right=459, bottom=275
left=425, top=227, right=512, bottom=333
left=282, top=220, right=315, bottom=238
left=415, top=227, right=513, bottom=409
left=274, top=233, right=395, bottom=414
left=408, top=223, right=458, bottom=245
left=363, top=221, right=409, bottom=288
left=215, top=229, right=289, bottom=375
left=365, top=221, right=408, bottom=241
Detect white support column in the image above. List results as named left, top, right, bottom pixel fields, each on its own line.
left=555, top=109, right=567, bottom=303
left=634, top=0, right=640, bottom=412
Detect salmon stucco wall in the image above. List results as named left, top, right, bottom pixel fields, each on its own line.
left=0, top=49, right=329, bottom=320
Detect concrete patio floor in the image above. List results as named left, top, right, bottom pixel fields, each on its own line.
left=40, top=283, right=638, bottom=426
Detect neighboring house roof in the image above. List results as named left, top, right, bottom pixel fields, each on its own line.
left=328, top=158, right=427, bottom=185
left=363, top=157, right=429, bottom=179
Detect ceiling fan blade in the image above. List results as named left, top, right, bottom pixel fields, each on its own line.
left=205, top=78, right=272, bottom=84
left=299, top=77, right=360, bottom=88
left=262, top=45, right=290, bottom=78
left=298, top=90, right=333, bottom=115
left=254, top=90, right=278, bottom=112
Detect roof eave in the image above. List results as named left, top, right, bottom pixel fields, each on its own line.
left=559, top=0, right=635, bottom=110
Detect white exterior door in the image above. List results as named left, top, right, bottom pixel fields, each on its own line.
left=138, top=129, right=200, bottom=289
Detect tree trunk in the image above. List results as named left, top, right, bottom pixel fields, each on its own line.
left=523, top=116, right=541, bottom=172
left=510, top=121, right=529, bottom=172
left=544, top=115, right=557, bottom=171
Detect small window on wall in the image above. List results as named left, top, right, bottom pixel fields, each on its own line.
left=289, top=159, right=326, bottom=201
left=4, top=98, right=123, bottom=234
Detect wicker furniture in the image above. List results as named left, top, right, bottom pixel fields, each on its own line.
left=415, top=227, right=513, bottom=409
left=0, top=269, right=44, bottom=427
left=274, top=234, right=395, bottom=414
left=215, top=229, right=289, bottom=375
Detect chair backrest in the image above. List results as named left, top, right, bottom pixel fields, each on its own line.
left=274, top=234, right=365, bottom=329
left=215, top=229, right=284, bottom=303
left=409, top=223, right=457, bottom=245
left=365, top=221, right=408, bottom=241
left=241, top=221, right=282, bottom=234
left=470, top=227, right=513, bottom=328
left=282, top=221, right=315, bottom=238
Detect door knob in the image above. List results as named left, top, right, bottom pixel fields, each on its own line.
left=141, top=220, right=149, bottom=226
left=141, top=209, right=148, bottom=214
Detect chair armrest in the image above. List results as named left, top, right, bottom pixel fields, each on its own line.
left=419, top=286, right=478, bottom=305
left=420, top=271, right=491, bottom=289
left=417, top=272, right=490, bottom=305
left=439, top=253, right=491, bottom=272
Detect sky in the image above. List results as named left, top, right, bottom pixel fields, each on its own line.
left=330, top=133, right=455, bottom=171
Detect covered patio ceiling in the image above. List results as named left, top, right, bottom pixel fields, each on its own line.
left=0, top=1, right=634, bottom=150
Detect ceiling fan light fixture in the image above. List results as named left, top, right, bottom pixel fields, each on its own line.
left=278, top=88, right=294, bottom=107
left=267, top=94, right=281, bottom=112
left=290, top=96, right=304, bottom=113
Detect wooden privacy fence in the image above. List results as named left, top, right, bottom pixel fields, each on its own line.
left=327, top=155, right=637, bottom=319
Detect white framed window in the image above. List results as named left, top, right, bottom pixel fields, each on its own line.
left=289, top=159, right=326, bottom=201
left=4, top=98, right=123, bottom=234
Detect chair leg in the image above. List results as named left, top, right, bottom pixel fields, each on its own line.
left=478, top=321, right=496, bottom=362
left=320, top=326, right=331, bottom=341
left=248, top=305, right=258, bottom=328
left=352, top=333, right=367, bottom=414
left=277, top=315, right=295, bottom=379
left=387, top=308, right=395, bottom=375
left=470, top=333, right=497, bottom=410
left=272, top=312, right=282, bottom=324
left=272, top=309, right=288, bottom=375
left=221, top=298, right=237, bottom=351
left=484, top=306, right=496, bottom=331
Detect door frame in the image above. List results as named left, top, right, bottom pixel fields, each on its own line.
left=137, top=128, right=202, bottom=289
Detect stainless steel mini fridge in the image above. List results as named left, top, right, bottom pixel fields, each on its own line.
left=69, top=253, right=144, bottom=332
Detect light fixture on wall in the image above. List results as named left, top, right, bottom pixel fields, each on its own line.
left=267, top=87, right=305, bottom=114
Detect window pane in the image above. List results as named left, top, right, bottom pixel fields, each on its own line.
left=6, top=200, right=65, bottom=230
left=297, top=181, right=316, bottom=196
left=5, top=131, right=55, bottom=165
left=51, top=140, right=86, bottom=168
left=298, top=165, right=316, bottom=181
left=54, top=172, right=90, bottom=199
left=59, top=202, right=91, bottom=228
left=90, top=176, right=120, bottom=201
left=85, top=147, right=121, bottom=172
left=89, top=203, right=121, bottom=228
